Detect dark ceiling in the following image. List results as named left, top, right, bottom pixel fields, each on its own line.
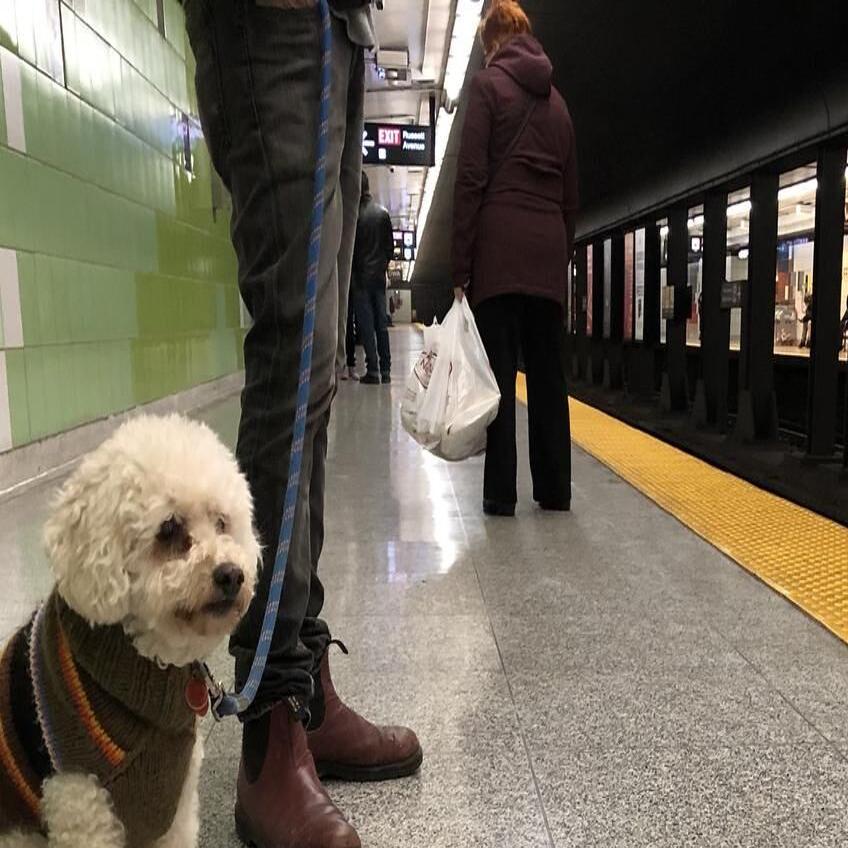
left=412, top=0, right=848, bottom=295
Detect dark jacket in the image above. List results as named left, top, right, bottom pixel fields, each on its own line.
left=353, top=194, right=394, bottom=292
left=451, top=35, right=578, bottom=308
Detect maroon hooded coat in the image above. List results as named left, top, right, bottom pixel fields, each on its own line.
left=451, top=34, right=578, bottom=308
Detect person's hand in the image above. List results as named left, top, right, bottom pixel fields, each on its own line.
left=454, top=286, right=465, bottom=302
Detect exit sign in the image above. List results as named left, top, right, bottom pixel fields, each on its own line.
left=378, top=127, right=402, bottom=146
left=363, top=122, right=435, bottom=166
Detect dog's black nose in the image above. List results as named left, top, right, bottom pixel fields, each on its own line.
left=213, top=563, right=245, bottom=600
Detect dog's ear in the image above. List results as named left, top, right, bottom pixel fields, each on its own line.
left=44, top=447, right=138, bottom=625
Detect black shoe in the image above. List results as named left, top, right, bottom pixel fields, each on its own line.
left=483, top=500, right=515, bottom=517
left=360, top=373, right=381, bottom=385
left=538, top=500, right=571, bottom=512
left=381, top=374, right=391, bottom=384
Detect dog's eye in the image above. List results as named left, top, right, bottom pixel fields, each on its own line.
left=157, top=516, right=182, bottom=543
left=216, top=516, right=228, bottom=534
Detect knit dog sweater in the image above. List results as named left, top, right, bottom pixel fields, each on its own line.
left=0, top=592, right=198, bottom=846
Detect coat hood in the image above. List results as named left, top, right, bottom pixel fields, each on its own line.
left=488, top=34, right=552, bottom=97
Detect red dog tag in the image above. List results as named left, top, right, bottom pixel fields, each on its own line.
left=185, top=677, right=210, bottom=717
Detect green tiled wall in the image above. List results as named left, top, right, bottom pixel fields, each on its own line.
left=0, top=0, right=242, bottom=450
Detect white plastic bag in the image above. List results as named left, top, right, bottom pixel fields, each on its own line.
left=401, top=318, right=442, bottom=450
left=403, top=298, right=501, bottom=461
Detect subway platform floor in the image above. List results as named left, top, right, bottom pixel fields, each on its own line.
left=2, top=326, right=848, bottom=847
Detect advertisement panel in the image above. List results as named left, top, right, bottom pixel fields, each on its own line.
left=623, top=231, right=634, bottom=341
left=603, top=238, right=612, bottom=339
left=586, top=247, right=594, bottom=335
left=634, top=228, right=646, bottom=341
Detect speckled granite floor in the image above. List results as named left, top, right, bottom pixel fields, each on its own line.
left=2, top=328, right=848, bottom=847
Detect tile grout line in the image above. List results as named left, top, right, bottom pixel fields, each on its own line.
left=443, top=457, right=559, bottom=848
left=708, top=621, right=848, bottom=764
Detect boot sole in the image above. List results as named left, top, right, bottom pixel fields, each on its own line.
left=315, top=746, right=423, bottom=782
left=235, top=802, right=361, bottom=848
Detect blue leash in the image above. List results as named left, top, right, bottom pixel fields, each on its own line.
left=208, top=0, right=333, bottom=720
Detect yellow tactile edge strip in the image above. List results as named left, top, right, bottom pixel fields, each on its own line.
left=516, top=374, right=848, bottom=643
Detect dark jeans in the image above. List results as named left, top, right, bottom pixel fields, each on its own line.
left=185, top=0, right=364, bottom=718
left=474, top=294, right=572, bottom=508
left=353, top=286, right=391, bottom=377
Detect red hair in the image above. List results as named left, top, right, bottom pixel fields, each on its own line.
left=479, top=0, right=532, bottom=57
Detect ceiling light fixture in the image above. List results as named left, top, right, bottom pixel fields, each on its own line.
left=727, top=200, right=752, bottom=218
left=778, top=177, right=817, bottom=202
left=415, top=0, right=484, bottom=252
left=443, top=0, right=485, bottom=105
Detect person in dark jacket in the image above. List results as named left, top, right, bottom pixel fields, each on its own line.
left=352, top=171, right=395, bottom=384
left=452, top=0, right=578, bottom=517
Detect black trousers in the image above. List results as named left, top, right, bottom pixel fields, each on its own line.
left=474, top=294, right=572, bottom=509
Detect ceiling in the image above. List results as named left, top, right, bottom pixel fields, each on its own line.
left=364, top=0, right=455, bottom=230
left=411, top=0, right=848, bottom=292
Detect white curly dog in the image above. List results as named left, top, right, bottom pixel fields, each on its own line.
left=0, top=415, right=260, bottom=848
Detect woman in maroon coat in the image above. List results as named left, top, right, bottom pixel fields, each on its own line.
left=452, top=0, right=578, bottom=516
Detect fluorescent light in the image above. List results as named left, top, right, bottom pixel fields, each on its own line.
left=416, top=0, right=484, bottom=249
left=778, top=177, right=817, bottom=201
left=415, top=108, right=456, bottom=245
left=444, top=0, right=485, bottom=103
left=660, top=225, right=669, bottom=237
left=727, top=200, right=751, bottom=218
left=687, top=215, right=704, bottom=230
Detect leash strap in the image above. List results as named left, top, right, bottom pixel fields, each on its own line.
left=212, top=0, right=334, bottom=720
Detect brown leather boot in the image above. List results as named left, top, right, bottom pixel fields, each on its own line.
left=235, top=703, right=361, bottom=848
left=307, top=646, right=423, bottom=782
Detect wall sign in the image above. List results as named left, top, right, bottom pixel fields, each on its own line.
left=720, top=279, right=745, bottom=310
left=392, top=229, right=416, bottom=261
left=363, top=123, right=434, bottom=166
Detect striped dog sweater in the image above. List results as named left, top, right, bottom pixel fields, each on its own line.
left=0, top=592, right=198, bottom=846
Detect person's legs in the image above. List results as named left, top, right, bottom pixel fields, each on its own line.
left=353, top=288, right=379, bottom=379
left=474, top=295, right=520, bottom=513
left=190, top=2, right=348, bottom=716
left=186, top=4, right=361, bottom=846
left=335, top=77, right=363, bottom=378
left=301, top=57, right=420, bottom=781
left=369, top=287, right=391, bottom=378
left=300, top=38, right=364, bottom=664
left=521, top=297, right=572, bottom=509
